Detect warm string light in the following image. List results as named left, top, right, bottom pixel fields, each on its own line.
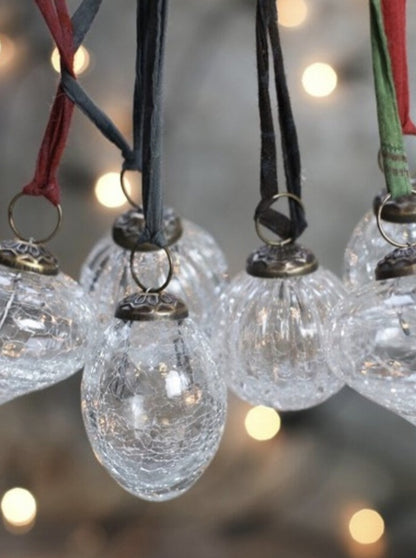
left=302, top=62, right=338, bottom=98
left=1, top=488, right=37, bottom=534
left=94, top=172, right=132, bottom=209
left=245, top=406, right=281, bottom=441
left=349, top=508, right=385, bottom=545
left=278, top=0, right=308, bottom=28
left=51, top=44, right=90, bottom=75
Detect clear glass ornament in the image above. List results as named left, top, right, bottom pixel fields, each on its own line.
left=80, top=213, right=228, bottom=334
left=344, top=194, right=416, bottom=289
left=81, top=293, right=227, bottom=501
left=0, top=261, right=95, bottom=404
left=216, top=244, right=345, bottom=411
left=330, top=247, right=416, bottom=426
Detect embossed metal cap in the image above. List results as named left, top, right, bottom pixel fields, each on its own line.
left=112, top=207, right=183, bottom=251
left=0, top=240, right=59, bottom=275
left=375, top=246, right=416, bottom=280
left=115, top=292, right=189, bottom=321
left=373, top=191, right=416, bottom=224
left=246, top=243, right=319, bottom=278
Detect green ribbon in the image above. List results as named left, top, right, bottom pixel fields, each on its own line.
left=370, top=0, right=411, bottom=198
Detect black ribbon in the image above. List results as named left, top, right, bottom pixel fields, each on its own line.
left=61, top=0, right=168, bottom=247
left=255, top=0, right=307, bottom=240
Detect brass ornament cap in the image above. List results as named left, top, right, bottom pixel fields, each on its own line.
left=0, top=240, right=59, bottom=276
left=115, top=292, right=189, bottom=322
left=112, top=207, right=183, bottom=251
left=373, top=191, right=416, bottom=224
left=246, top=243, right=319, bottom=279
left=375, top=246, right=416, bottom=280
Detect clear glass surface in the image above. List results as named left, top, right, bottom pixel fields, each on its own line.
left=343, top=211, right=416, bottom=290
left=0, top=265, right=95, bottom=404
left=81, top=317, right=227, bottom=501
left=79, top=219, right=228, bottom=334
left=328, top=276, right=416, bottom=425
left=216, top=268, right=345, bottom=411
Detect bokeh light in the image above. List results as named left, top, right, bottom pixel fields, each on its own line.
left=95, top=172, right=132, bottom=209
left=245, top=406, right=281, bottom=441
left=1, top=488, right=37, bottom=533
left=302, top=62, right=338, bottom=97
left=278, top=0, right=308, bottom=28
left=51, top=45, right=90, bottom=75
left=0, top=33, right=16, bottom=68
left=349, top=508, right=385, bottom=545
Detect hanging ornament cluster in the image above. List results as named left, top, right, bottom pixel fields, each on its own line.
left=330, top=0, right=416, bottom=425
left=215, top=0, right=345, bottom=412
left=4, top=0, right=416, bottom=507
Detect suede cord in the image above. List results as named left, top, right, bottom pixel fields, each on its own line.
left=382, top=0, right=416, bottom=135
left=22, top=0, right=102, bottom=206
left=370, top=0, right=411, bottom=198
left=255, top=0, right=306, bottom=241
left=22, top=0, right=76, bottom=206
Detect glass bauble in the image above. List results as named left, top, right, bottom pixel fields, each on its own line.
left=80, top=210, right=228, bottom=334
left=81, top=293, right=227, bottom=501
left=0, top=243, right=95, bottom=404
left=330, top=250, right=416, bottom=425
left=216, top=244, right=345, bottom=411
left=344, top=193, right=416, bottom=289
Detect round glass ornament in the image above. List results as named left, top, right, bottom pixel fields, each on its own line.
left=343, top=191, right=416, bottom=289
left=216, top=243, right=345, bottom=411
left=0, top=240, right=95, bottom=404
left=330, top=245, right=416, bottom=425
left=79, top=207, right=228, bottom=333
left=81, top=291, right=227, bottom=501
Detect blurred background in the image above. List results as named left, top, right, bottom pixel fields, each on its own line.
left=0, top=0, right=416, bottom=556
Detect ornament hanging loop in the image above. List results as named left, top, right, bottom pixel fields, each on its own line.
left=8, top=192, right=62, bottom=244
left=377, top=189, right=416, bottom=248
left=120, top=169, right=140, bottom=209
left=255, top=193, right=304, bottom=247
left=130, top=243, right=173, bottom=293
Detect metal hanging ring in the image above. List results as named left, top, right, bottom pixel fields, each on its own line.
left=377, top=189, right=416, bottom=248
left=8, top=193, right=62, bottom=244
left=120, top=169, right=141, bottom=209
left=255, top=192, right=304, bottom=247
left=129, top=244, right=173, bottom=293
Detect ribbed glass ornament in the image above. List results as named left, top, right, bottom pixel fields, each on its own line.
left=0, top=265, right=95, bottom=404
left=80, top=219, right=228, bottom=333
left=81, top=315, right=227, bottom=501
left=216, top=267, right=345, bottom=411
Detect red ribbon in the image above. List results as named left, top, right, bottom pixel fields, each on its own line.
left=382, top=0, right=416, bottom=135
left=23, top=0, right=75, bottom=206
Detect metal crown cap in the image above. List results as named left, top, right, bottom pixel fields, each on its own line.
left=0, top=240, right=59, bottom=276
left=373, top=191, right=416, bottom=224
left=112, top=207, right=183, bottom=251
left=375, top=246, right=416, bottom=280
left=115, top=292, right=189, bottom=322
left=246, top=243, right=319, bottom=279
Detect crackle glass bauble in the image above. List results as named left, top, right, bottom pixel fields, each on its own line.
left=343, top=193, right=416, bottom=289
left=216, top=244, right=345, bottom=411
left=81, top=293, right=227, bottom=501
left=0, top=243, right=95, bottom=404
left=329, top=254, right=416, bottom=425
left=80, top=210, right=228, bottom=333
